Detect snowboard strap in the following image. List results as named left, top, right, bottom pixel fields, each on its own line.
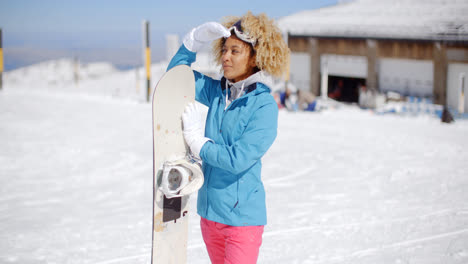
left=159, top=157, right=204, bottom=198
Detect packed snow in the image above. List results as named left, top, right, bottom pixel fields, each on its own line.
left=1, top=59, right=468, bottom=264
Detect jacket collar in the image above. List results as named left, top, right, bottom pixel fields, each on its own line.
left=221, top=71, right=270, bottom=95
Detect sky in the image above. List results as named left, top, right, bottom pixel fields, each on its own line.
left=0, top=0, right=339, bottom=70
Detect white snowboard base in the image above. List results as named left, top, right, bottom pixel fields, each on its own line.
left=151, top=65, right=195, bottom=264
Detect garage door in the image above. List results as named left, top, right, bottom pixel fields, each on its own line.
left=379, top=58, right=433, bottom=97
left=447, top=63, right=468, bottom=113
left=320, top=54, right=367, bottom=79
left=290, top=52, right=310, bottom=91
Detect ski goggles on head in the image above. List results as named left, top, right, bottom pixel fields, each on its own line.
left=228, top=20, right=257, bottom=46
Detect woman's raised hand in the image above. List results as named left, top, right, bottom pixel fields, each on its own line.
left=183, top=22, right=231, bottom=52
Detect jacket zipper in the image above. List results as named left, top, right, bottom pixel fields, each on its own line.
left=220, top=94, right=243, bottom=130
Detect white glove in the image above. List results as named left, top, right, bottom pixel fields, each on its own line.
left=182, top=103, right=211, bottom=159
left=183, top=22, right=231, bottom=52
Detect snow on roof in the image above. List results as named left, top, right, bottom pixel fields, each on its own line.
left=278, top=0, right=468, bottom=42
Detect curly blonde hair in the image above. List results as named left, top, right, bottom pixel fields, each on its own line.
left=213, top=11, right=290, bottom=79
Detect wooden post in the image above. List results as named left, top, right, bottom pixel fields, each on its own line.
left=0, top=28, right=3, bottom=90
left=308, top=38, right=320, bottom=95
left=320, top=57, right=328, bottom=99
left=433, top=42, right=447, bottom=105
left=366, top=39, right=378, bottom=92
left=143, top=21, right=151, bottom=102
left=459, top=73, right=465, bottom=114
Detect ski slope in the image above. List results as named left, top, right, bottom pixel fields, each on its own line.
left=1, top=61, right=468, bottom=264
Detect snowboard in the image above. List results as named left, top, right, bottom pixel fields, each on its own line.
left=151, top=65, right=200, bottom=264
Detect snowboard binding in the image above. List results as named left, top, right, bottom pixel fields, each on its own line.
left=158, top=157, right=204, bottom=199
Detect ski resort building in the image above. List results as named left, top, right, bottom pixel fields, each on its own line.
left=278, top=0, right=468, bottom=109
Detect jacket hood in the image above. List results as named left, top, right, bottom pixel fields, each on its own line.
left=221, top=71, right=271, bottom=98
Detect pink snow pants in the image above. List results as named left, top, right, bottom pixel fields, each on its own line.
left=200, top=217, right=264, bottom=264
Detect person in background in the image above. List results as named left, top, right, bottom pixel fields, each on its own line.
left=329, top=79, right=343, bottom=100
left=167, top=11, right=290, bottom=264
left=279, top=85, right=317, bottom=112
left=358, top=83, right=369, bottom=108
left=279, top=86, right=292, bottom=108
left=279, top=86, right=297, bottom=111
left=297, top=89, right=317, bottom=111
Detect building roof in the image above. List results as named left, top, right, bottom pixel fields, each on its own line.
left=278, top=0, right=468, bottom=42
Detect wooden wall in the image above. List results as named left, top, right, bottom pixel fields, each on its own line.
left=288, top=35, right=468, bottom=104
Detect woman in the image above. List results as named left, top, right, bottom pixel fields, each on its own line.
left=167, top=11, right=289, bottom=264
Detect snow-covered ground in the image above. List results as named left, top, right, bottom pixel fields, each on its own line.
left=1, top=60, right=468, bottom=264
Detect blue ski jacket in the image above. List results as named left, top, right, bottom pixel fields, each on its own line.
left=167, top=45, right=278, bottom=226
